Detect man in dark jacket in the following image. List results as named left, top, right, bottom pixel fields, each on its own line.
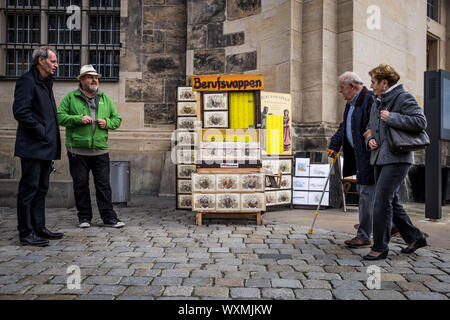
left=12, top=46, right=64, bottom=247
left=328, top=72, right=376, bottom=248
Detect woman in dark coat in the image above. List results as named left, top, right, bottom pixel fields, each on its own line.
left=363, top=64, right=428, bottom=260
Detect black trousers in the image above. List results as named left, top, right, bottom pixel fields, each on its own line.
left=67, top=152, right=117, bottom=223
left=372, top=164, right=424, bottom=252
left=17, top=158, right=52, bottom=238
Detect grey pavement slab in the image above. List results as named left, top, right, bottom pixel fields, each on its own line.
left=0, top=196, right=448, bottom=300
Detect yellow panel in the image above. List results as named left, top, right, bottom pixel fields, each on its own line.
left=266, top=115, right=283, bottom=154
left=229, top=92, right=255, bottom=129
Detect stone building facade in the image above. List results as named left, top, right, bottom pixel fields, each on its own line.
left=0, top=0, right=449, bottom=195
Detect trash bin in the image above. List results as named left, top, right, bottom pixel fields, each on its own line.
left=110, top=161, right=130, bottom=205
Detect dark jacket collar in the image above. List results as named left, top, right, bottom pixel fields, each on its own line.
left=380, top=84, right=404, bottom=105
left=350, top=86, right=369, bottom=107
left=31, top=65, right=54, bottom=86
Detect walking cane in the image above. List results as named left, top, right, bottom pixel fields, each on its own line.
left=308, top=146, right=342, bottom=235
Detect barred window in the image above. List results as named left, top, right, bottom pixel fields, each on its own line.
left=427, top=0, right=440, bottom=22
left=0, top=1, right=121, bottom=80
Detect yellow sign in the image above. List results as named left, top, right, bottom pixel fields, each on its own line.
left=192, top=74, right=264, bottom=91
left=266, top=115, right=284, bottom=154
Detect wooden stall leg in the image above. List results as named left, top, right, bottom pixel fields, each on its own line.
left=256, top=212, right=262, bottom=225
left=196, top=212, right=202, bottom=226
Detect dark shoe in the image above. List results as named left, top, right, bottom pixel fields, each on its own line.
left=363, top=250, right=389, bottom=260
left=36, top=228, right=64, bottom=240
left=103, top=219, right=125, bottom=228
left=344, top=237, right=371, bottom=248
left=401, top=237, right=427, bottom=254
left=20, top=233, right=49, bottom=247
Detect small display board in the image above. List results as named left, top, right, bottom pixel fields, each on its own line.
left=292, top=155, right=330, bottom=207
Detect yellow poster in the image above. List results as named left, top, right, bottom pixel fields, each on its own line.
left=266, top=115, right=283, bottom=154
left=260, top=92, right=292, bottom=155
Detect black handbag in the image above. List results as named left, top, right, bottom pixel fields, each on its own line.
left=385, top=92, right=430, bottom=153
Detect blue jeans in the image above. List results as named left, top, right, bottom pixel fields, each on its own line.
left=372, top=164, right=423, bottom=252
left=356, top=184, right=375, bottom=242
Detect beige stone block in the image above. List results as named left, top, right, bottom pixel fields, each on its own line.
left=302, top=30, right=323, bottom=63
left=260, top=31, right=291, bottom=67
left=290, top=59, right=302, bottom=93
left=291, top=30, right=302, bottom=62
left=323, top=29, right=337, bottom=63
left=302, top=87, right=323, bottom=123
left=338, top=0, right=353, bottom=33
left=291, top=90, right=302, bottom=123
left=291, top=0, right=302, bottom=33
left=301, top=60, right=323, bottom=90
left=262, top=0, right=290, bottom=13
left=322, top=85, right=339, bottom=123
left=116, top=103, right=145, bottom=130
left=261, top=66, right=277, bottom=92
left=337, top=31, right=353, bottom=65
left=275, top=62, right=291, bottom=93
left=302, top=0, right=323, bottom=33
left=323, top=0, right=338, bottom=33
left=323, top=59, right=338, bottom=87
left=353, top=31, right=381, bottom=68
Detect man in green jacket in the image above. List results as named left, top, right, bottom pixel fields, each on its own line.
left=58, top=65, right=124, bottom=228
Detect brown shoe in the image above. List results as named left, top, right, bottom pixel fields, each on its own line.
left=391, top=226, right=400, bottom=238
left=344, top=237, right=371, bottom=248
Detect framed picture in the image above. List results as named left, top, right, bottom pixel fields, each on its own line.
left=223, top=148, right=239, bottom=160
left=203, top=93, right=228, bottom=111
left=240, top=174, right=264, bottom=192
left=293, top=191, right=308, bottom=205
left=293, top=177, right=309, bottom=191
left=280, top=175, right=292, bottom=189
left=243, top=148, right=260, bottom=161
left=177, top=179, right=192, bottom=194
left=262, top=160, right=276, bottom=174
left=177, top=131, right=195, bottom=146
left=177, top=149, right=196, bottom=164
left=216, top=194, right=240, bottom=210
left=177, top=101, right=197, bottom=116
left=192, top=174, right=216, bottom=192
left=241, top=193, right=265, bottom=211
left=178, top=194, right=192, bottom=209
left=278, top=159, right=292, bottom=174
left=308, top=191, right=329, bottom=206
left=177, top=87, right=197, bottom=101
left=177, top=165, right=196, bottom=179
left=309, top=178, right=329, bottom=191
left=295, top=158, right=310, bottom=177
left=216, top=174, right=240, bottom=191
left=200, top=148, right=223, bottom=160
left=193, top=193, right=216, bottom=211
left=265, top=191, right=277, bottom=206
left=177, top=117, right=196, bottom=130
left=309, top=164, right=330, bottom=177
left=204, top=111, right=228, bottom=128
left=277, top=190, right=291, bottom=205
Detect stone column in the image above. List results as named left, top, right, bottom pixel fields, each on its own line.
left=295, top=0, right=340, bottom=151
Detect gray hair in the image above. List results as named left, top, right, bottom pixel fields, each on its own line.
left=32, top=46, right=56, bottom=66
left=339, top=71, right=364, bottom=86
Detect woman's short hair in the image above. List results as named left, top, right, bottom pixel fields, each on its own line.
left=368, top=64, right=400, bottom=86
left=32, top=47, right=56, bottom=66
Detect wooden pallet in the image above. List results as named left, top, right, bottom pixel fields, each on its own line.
left=195, top=211, right=262, bottom=226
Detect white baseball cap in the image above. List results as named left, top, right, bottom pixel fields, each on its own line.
left=77, top=64, right=102, bottom=80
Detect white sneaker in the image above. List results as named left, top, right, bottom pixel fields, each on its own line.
left=78, top=221, right=90, bottom=228
left=104, top=219, right=125, bottom=228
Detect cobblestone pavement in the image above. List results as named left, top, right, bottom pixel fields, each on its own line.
left=0, top=197, right=449, bottom=300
